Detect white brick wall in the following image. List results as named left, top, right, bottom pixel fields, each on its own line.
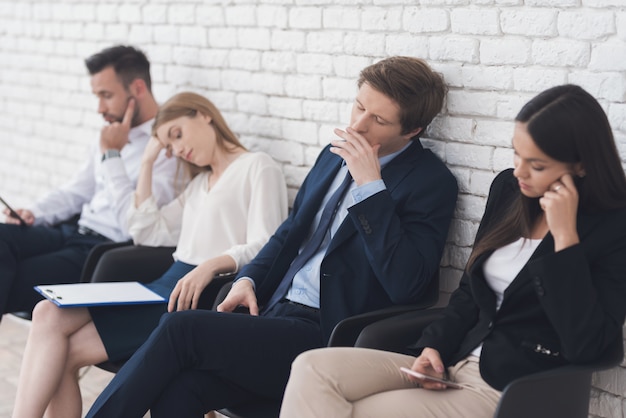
left=0, top=1, right=625, bottom=416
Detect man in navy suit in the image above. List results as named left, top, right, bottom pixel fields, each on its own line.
left=86, top=56, right=458, bottom=418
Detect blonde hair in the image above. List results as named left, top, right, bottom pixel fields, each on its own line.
left=153, top=91, right=246, bottom=179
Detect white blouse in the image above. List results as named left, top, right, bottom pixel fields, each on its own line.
left=127, top=152, right=288, bottom=270
left=471, top=237, right=542, bottom=357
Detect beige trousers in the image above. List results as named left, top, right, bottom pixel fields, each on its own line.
left=280, top=347, right=501, bottom=418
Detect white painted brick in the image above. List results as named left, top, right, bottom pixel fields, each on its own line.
left=589, top=41, right=626, bottom=71
left=198, top=49, right=229, bottom=68
left=305, top=145, right=324, bottom=166
left=95, top=4, right=117, bottom=23
left=51, top=3, right=71, bottom=21
left=221, top=69, right=255, bottom=92
left=429, top=116, right=474, bottom=143
left=209, top=28, right=238, bottom=48
left=558, top=9, right=615, bottom=40
left=333, top=55, right=372, bottom=78
left=447, top=90, right=498, bottom=117
left=493, top=147, right=513, bottom=173
left=608, top=104, right=626, bottom=133
left=271, top=30, right=306, bottom=51
left=180, top=26, right=207, bottom=47
left=256, top=5, right=287, bottom=28
left=403, top=7, right=449, bottom=33
left=500, top=9, right=557, bottom=37
left=118, top=4, right=141, bottom=23
left=238, top=28, right=271, bottom=50
left=104, top=24, right=129, bottom=42
left=448, top=242, right=472, bottom=271
left=430, top=36, right=479, bottom=63
left=192, top=68, right=221, bottom=90
left=513, top=67, right=568, bottom=92
left=525, top=0, right=578, bottom=5
left=319, top=123, right=340, bottom=146
left=143, top=4, right=167, bottom=24
left=268, top=97, right=303, bottom=119
left=618, top=12, right=626, bottom=42
left=344, top=32, right=385, bottom=56
left=461, top=65, right=513, bottom=90
left=470, top=169, right=497, bottom=197
left=307, top=31, right=344, bottom=54
left=447, top=143, right=493, bottom=170
left=431, top=62, right=463, bottom=88
left=496, top=92, right=534, bottom=119
left=593, top=366, right=626, bottom=396
left=449, top=166, right=471, bottom=195
left=584, top=0, right=626, bottom=6
left=589, top=387, right=623, bottom=418
left=362, top=7, right=403, bottom=32
left=296, top=53, right=333, bottom=75
left=455, top=193, right=488, bottom=223
left=72, top=4, right=95, bottom=22
left=267, top=139, right=305, bottom=166
left=169, top=4, right=196, bottom=25
left=249, top=72, right=284, bottom=96
left=282, top=119, right=318, bottom=145
left=385, top=34, right=429, bottom=59
left=128, top=25, right=153, bottom=45
left=229, top=50, right=261, bottom=71
left=225, top=5, right=256, bottom=26
left=322, top=7, right=360, bottom=30
left=248, top=115, right=282, bottom=138
left=451, top=8, right=499, bottom=35
left=449, top=218, right=479, bottom=247
left=532, top=39, right=590, bottom=67
left=481, top=39, right=530, bottom=65
left=153, top=25, right=178, bottom=45
left=261, top=51, right=296, bottom=73
left=173, top=46, right=201, bottom=66
left=289, top=7, right=322, bottom=29
left=474, top=120, right=515, bottom=147
left=285, top=75, right=322, bottom=99
left=303, top=100, right=339, bottom=122
left=83, top=23, right=105, bottom=42
left=323, top=77, right=357, bottom=101
left=196, top=6, right=225, bottom=26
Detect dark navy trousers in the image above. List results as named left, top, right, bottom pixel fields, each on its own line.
left=86, top=302, right=323, bottom=418
left=0, top=222, right=107, bottom=314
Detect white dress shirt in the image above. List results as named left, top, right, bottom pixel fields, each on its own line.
left=127, top=152, right=288, bottom=269
left=31, top=119, right=179, bottom=242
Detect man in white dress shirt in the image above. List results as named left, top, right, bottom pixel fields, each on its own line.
left=0, top=45, right=178, bottom=317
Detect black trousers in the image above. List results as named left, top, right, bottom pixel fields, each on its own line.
left=0, top=222, right=107, bottom=314
left=85, top=302, right=323, bottom=418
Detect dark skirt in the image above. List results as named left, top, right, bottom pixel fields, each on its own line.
left=89, top=260, right=196, bottom=362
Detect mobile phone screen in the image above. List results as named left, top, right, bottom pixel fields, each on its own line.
left=400, top=367, right=463, bottom=389
left=0, top=195, right=27, bottom=226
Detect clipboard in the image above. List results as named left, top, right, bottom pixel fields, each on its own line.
left=34, top=282, right=167, bottom=308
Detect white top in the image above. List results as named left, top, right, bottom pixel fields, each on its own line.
left=471, top=237, right=542, bottom=357
left=128, top=151, right=288, bottom=270
left=30, top=119, right=179, bottom=242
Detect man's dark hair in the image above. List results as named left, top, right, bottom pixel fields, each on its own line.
left=85, top=45, right=152, bottom=92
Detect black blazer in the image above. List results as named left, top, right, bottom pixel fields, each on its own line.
left=416, top=169, right=626, bottom=391
left=238, top=141, right=458, bottom=343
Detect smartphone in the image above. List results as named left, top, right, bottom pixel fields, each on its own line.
left=400, top=367, right=463, bottom=389
left=0, top=195, right=27, bottom=226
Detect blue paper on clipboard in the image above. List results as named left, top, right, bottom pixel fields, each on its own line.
left=34, top=282, right=166, bottom=308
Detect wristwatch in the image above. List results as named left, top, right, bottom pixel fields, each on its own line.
left=101, top=149, right=121, bottom=162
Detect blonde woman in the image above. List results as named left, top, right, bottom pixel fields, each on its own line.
left=12, top=92, right=288, bottom=418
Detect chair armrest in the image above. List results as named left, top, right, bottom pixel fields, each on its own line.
left=88, top=245, right=176, bottom=284
left=494, top=337, right=624, bottom=418
left=352, top=307, right=445, bottom=353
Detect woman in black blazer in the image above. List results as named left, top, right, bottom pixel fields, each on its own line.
left=279, top=84, right=626, bottom=418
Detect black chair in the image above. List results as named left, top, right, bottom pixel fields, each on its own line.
left=215, top=270, right=441, bottom=418
left=354, top=308, right=625, bottom=418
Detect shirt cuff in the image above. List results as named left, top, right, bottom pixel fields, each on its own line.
left=234, top=276, right=256, bottom=291
left=350, top=179, right=386, bottom=205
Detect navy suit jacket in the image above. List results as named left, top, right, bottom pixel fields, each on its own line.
left=416, top=169, right=626, bottom=390
left=238, top=140, right=458, bottom=343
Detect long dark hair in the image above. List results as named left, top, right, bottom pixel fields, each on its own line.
left=467, top=85, right=626, bottom=269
